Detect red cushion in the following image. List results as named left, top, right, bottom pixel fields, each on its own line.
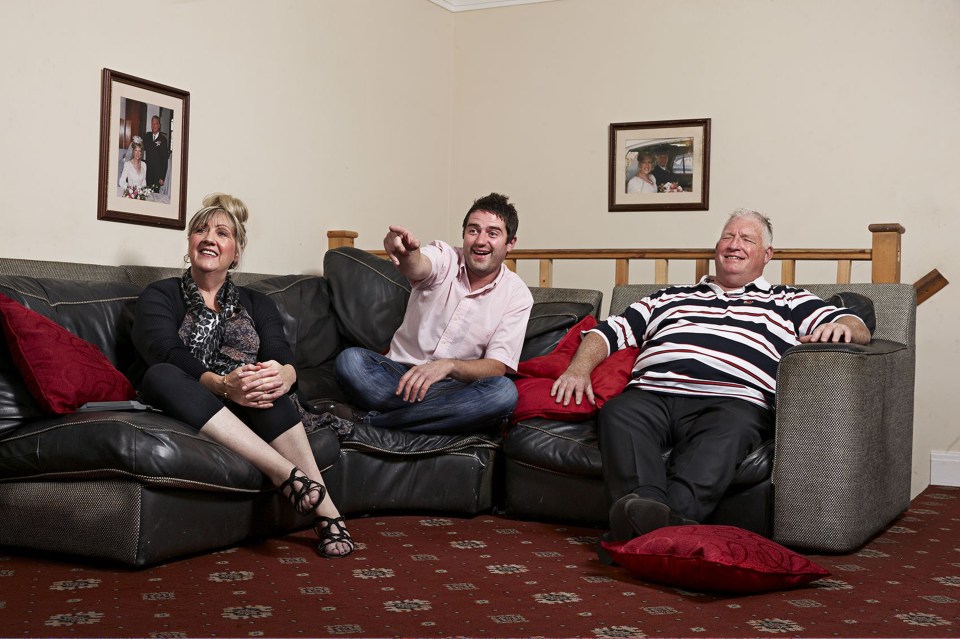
left=0, top=293, right=135, bottom=414
left=512, top=316, right=638, bottom=423
left=600, top=525, right=830, bottom=594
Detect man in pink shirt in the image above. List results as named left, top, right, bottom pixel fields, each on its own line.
left=334, top=193, right=534, bottom=434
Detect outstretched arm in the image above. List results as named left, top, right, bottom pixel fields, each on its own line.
left=384, top=225, right=432, bottom=281
left=550, top=332, right=610, bottom=406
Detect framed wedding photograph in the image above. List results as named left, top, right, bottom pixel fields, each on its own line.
left=97, top=69, right=190, bottom=229
left=608, top=118, right=711, bottom=212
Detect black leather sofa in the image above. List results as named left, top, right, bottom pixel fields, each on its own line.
left=0, top=248, right=601, bottom=566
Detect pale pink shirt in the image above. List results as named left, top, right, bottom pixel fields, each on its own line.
left=386, top=240, right=534, bottom=373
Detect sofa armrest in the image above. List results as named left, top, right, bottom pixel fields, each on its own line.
left=772, top=339, right=915, bottom=552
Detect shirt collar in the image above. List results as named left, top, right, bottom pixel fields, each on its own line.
left=700, top=274, right=771, bottom=294
left=455, top=249, right=506, bottom=294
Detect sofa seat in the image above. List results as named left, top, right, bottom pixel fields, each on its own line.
left=0, top=409, right=339, bottom=491
left=502, top=417, right=774, bottom=533
left=323, top=423, right=500, bottom=515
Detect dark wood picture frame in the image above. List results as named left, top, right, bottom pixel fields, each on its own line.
left=97, top=69, right=190, bottom=229
left=608, top=118, right=711, bottom=212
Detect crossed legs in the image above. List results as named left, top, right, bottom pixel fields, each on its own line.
left=140, top=363, right=352, bottom=557
left=335, top=347, right=517, bottom=434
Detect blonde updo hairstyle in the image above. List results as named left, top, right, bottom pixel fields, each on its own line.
left=186, top=193, right=250, bottom=270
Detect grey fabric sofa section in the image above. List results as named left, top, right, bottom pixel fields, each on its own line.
left=501, top=282, right=916, bottom=553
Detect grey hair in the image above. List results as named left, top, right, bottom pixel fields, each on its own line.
left=726, top=208, right=773, bottom=247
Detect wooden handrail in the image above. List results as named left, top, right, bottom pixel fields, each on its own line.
left=326, top=223, right=945, bottom=304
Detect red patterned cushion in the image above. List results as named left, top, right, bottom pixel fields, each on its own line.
left=512, top=316, right=638, bottom=423
left=0, top=293, right=135, bottom=414
left=601, top=525, right=830, bottom=593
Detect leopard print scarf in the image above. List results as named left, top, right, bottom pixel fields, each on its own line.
left=180, top=270, right=249, bottom=376
left=178, top=270, right=353, bottom=438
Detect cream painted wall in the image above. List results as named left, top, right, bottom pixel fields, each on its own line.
left=449, top=0, right=960, bottom=496
left=0, top=0, right=453, bottom=274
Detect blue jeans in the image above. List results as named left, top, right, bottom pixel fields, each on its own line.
left=334, top=347, right=518, bottom=435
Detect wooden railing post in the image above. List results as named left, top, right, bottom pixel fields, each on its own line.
left=615, top=259, right=630, bottom=286
left=781, top=260, right=796, bottom=285
left=654, top=259, right=669, bottom=285
left=869, top=224, right=905, bottom=283
left=327, top=230, right=358, bottom=250
left=836, top=260, right=852, bottom=284
left=539, top=259, right=554, bottom=287
left=695, top=259, right=710, bottom=282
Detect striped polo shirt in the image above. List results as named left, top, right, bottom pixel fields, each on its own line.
left=590, top=276, right=853, bottom=410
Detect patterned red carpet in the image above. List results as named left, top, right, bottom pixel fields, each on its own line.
left=1, top=486, right=957, bottom=638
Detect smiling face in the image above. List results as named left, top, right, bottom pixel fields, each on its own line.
left=461, top=210, right=516, bottom=290
left=188, top=211, right=239, bottom=278
left=638, top=156, right=654, bottom=176
left=714, top=215, right=773, bottom=290
left=151, top=116, right=160, bottom=135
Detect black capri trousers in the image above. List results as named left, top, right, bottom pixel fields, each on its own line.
left=140, top=363, right=301, bottom=442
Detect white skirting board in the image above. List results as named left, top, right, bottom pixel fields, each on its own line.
left=930, top=451, right=960, bottom=487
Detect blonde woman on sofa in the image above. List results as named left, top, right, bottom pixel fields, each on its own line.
left=132, top=193, right=353, bottom=558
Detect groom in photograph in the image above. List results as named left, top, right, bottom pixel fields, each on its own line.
left=144, top=115, right=170, bottom=189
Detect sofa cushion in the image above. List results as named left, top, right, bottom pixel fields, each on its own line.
left=245, top=275, right=340, bottom=368
left=600, top=525, right=830, bottom=593
left=324, top=247, right=410, bottom=353
left=827, top=291, right=876, bottom=334
left=0, top=409, right=341, bottom=489
left=511, top=316, right=638, bottom=423
left=0, top=293, right=135, bottom=414
left=0, top=276, right=141, bottom=422
left=504, top=418, right=773, bottom=492
left=520, top=301, right=597, bottom=361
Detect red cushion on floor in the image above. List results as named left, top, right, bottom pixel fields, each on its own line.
left=601, top=525, right=830, bottom=594
left=0, top=293, right=135, bottom=414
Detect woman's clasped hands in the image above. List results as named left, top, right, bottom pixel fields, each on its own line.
left=224, top=361, right=294, bottom=408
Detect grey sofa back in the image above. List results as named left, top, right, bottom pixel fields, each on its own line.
left=609, top=282, right=916, bottom=347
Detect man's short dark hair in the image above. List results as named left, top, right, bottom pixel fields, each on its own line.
left=462, top=193, right=519, bottom=243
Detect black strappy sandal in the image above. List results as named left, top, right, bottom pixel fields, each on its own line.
left=314, top=515, right=354, bottom=558
left=278, top=467, right=326, bottom=515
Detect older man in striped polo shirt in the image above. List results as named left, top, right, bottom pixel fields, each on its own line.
left=551, top=209, right=871, bottom=540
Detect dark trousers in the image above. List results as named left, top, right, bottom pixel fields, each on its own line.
left=598, top=388, right=772, bottom=522
left=139, top=363, right=300, bottom=443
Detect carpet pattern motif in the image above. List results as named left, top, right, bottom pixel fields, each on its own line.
left=0, top=486, right=957, bottom=637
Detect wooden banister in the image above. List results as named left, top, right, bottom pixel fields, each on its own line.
left=868, top=223, right=905, bottom=284
left=326, top=222, right=945, bottom=304
left=326, top=230, right=358, bottom=250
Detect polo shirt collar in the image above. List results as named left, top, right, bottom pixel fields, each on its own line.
left=700, top=274, right=772, bottom=294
